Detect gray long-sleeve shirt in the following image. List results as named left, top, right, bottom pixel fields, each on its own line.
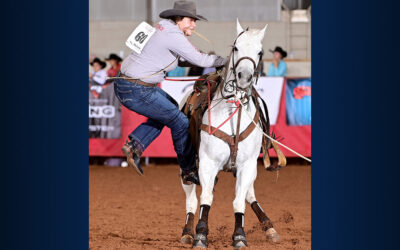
left=121, top=19, right=227, bottom=84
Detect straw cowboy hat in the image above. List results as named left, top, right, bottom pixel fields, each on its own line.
left=90, top=57, right=107, bottom=69
left=159, top=0, right=207, bottom=21
left=269, top=46, right=287, bottom=58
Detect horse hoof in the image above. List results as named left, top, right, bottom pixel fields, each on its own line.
left=266, top=228, right=280, bottom=243
left=233, top=235, right=248, bottom=249
left=181, top=234, right=194, bottom=244
left=233, top=241, right=247, bottom=249
left=193, top=233, right=208, bottom=248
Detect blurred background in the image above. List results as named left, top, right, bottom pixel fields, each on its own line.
left=89, top=0, right=311, bottom=77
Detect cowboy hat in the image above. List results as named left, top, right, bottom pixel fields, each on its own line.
left=90, top=57, right=107, bottom=69
left=105, top=53, right=122, bottom=62
left=269, top=46, right=287, bottom=58
left=159, top=0, right=207, bottom=21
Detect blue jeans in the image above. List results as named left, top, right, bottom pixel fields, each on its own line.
left=113, top=77, right=196, bottom=172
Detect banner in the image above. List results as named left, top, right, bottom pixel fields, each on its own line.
left=89, top=77, right=311, bottom=157
left=285, top=78, right=311, bottom=126
left=89, top=80, right=122, bottom=138
left=161, top=77, right=284, bottom=125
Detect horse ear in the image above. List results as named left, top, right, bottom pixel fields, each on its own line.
left=258, top=24, right=268, bottom=40
left=236, top=18, right=244, bottom=35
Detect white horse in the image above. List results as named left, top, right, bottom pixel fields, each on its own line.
left=179, top=20, right=281, bottom=249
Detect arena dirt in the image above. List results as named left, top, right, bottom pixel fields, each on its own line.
left=89, top=162, right=311, bottom=249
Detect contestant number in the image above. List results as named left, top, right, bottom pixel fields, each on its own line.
left=125, top=21, right=155, bottom=54
left=135, top=32, right=148, bottom=44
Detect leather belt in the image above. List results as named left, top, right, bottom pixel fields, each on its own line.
left=119, top=73, right=156, bottom=87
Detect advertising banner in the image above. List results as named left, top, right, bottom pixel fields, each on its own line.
left=285, top=78, right=311, bottom=126
left=89, top=80, right=121, bottom=138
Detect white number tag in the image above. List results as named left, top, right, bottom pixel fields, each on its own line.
left=125, top=21, right=156, bottom=54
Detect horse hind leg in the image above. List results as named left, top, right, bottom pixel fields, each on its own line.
left=180, top=179, right=198, bottom=244
left=246, top=185, right=280, bottom=243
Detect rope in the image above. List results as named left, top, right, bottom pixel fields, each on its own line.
left=207, top=81, right=240, bottom=135
left=236, top=97, right=312, bottom=163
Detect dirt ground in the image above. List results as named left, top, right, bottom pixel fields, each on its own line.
left=89, top=161, right=311, bottom=249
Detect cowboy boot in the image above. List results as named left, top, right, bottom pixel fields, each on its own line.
left=181, top=169, right=200, bottom=185
left=121, top=140, right=144, bottom=175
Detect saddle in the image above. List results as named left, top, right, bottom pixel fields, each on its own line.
left=181, top=72, right=285, bottom=172
left=181, top=72, right=221, bottom=153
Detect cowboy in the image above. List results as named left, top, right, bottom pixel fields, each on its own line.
left=114, top=0, right=227, bottom=185
left=89, top=57, right=107, bottom=85
left=105, top=53, right=122, bottom=77
left=267, top=46, right=287, bottom=77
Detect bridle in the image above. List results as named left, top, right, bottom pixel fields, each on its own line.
left=221, top=28, right=264, bottom=103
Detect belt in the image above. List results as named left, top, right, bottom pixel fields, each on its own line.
left=119, top=73, right=156, bottom=87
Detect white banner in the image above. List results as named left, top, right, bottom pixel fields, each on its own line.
left=161, top=77, right=284, bottom=125
left=254, top=77, right=284, bottom=125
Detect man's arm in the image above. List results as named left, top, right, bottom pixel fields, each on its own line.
left=168, top=33, right=227, bottom=68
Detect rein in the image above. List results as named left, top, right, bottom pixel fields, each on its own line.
left=220, top=29, right=263, bottom=102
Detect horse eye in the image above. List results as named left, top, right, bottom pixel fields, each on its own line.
left=233, top=46, right=238, bottom=52
left=258, top=50, right=264, bottom=56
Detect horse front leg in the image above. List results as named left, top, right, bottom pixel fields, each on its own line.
left=180, top=176, right=197, bottom=244
left=246, top=183, right=280, bottom=243
left=192, top=155, right=219, bottom=248
left=232, top=159, right=257, bottom=249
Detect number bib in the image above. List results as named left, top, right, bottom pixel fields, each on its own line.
left=125, top=22, right=156, bottom=54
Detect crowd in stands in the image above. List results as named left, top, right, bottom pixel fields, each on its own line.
left=89, top=53, right=123, bottom=85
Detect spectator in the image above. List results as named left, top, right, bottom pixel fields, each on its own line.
left=267, top=46, right=287, bottom=77
left=105, top=53, right=122, bottom=77
left=89, top=57, right=107, bottom=84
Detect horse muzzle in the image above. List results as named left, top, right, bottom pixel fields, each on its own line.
left=236, top=69, right=254, bottom=88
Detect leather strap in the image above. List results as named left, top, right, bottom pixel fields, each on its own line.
left=119, top=73, right=156, bottom=87
left=199, top=102, right=260, bottom=166
left=231, top=105, right=242, bottom=167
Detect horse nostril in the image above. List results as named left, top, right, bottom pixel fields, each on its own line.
left=238, top=72, right=242, bottom=79
left=247, top=75, right=253, bottom=82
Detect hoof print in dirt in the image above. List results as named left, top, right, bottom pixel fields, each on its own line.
left=280, top=211, right=294, bottom=224
left=266, top=228, right=280, bottom=243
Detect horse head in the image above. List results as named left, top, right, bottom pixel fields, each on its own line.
left=230, top=19, right=268, bottom=90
